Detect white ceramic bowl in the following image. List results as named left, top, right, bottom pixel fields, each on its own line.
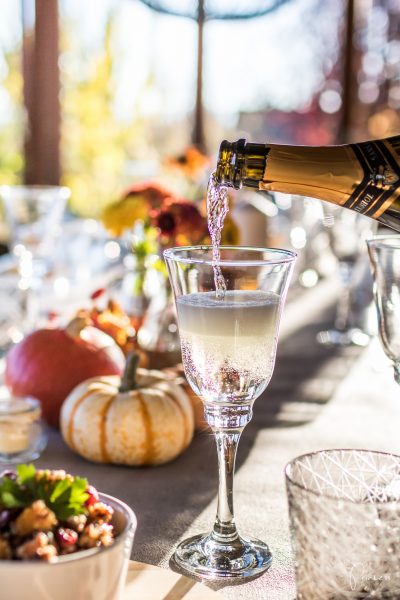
left=0, top=493, right=137, bottom=600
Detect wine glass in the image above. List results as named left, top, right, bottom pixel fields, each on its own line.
left=367, top=235, right=400, bottom=384
left=164, top=245, right=296, bottom=579
left=317, top=205, right=376, bottom=347
left=0, top=185, right=70, bottom=278
left=0, top=185, right=70, bottom=335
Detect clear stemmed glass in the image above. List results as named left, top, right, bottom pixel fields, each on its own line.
left=317, top=206, right=376, bottom=347
left=0, top=185, right=70, bottom=335
left=0, top=185, right=70, bottom=279
left=164, top=245, right=296, bottom=579
left=367, top=235, right=400, bottom=385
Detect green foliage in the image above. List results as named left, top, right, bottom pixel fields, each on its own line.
left=61, top=12, right=160, bottom=218
left=0, top=45, right=24, bottom=184
left=0, top=464, right=89, bottom=520
left=132, top=225, right=158, bottom=264
left=0, top=9, right=187, bottom=215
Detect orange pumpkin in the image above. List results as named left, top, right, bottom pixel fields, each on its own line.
left=60, top=354, right=194, bottom=466
left=163, top=364, right=208, bottom=431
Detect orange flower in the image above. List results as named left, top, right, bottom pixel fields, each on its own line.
left=164, top=146, right=210, bottom=180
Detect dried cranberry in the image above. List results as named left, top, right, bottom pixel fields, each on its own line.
left=84, top=485, right=99, bottom=507
left=91, top=288, right=106, bottom=301
left=55, top=527, right=78, bottom=548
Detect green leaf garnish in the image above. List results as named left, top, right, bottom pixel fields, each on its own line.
left=0, top=476, right=26, bottom=507
left=16, top=463, right=36, bottom=484
left=0, top=464, right=90, bottom=520
left=1, top=491, right=24, bottom=508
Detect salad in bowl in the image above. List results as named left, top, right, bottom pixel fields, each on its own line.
left=0, top=465, right=136, bottom=600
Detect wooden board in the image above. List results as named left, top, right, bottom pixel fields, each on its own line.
left=122, top=560, right=220, bottom=599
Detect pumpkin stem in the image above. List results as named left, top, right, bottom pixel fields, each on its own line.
left=119, top=352, right=140, bottom=392
left=65, top=316, right=91, bottom=338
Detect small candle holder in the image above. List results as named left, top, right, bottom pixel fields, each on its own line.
left=0, top=396, right=47, bottom=464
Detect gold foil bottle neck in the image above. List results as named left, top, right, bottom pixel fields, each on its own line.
left=216, top=139, right=267, bottom=189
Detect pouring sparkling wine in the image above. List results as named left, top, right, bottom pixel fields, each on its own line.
left=163, top=172, right=296, bottom=579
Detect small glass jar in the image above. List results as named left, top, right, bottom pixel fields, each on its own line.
left=0, top=397, right=47, bottom=464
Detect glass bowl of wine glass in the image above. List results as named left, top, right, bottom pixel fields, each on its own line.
left=367, top=235, right=400, bottom=385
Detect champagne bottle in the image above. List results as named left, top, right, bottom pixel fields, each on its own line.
left=215, top=136, right=400, bottom=232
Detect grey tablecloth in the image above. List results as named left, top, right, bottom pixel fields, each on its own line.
left=34, top=279, right=400, bottom=600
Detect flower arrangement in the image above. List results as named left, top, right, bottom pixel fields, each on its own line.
left=102, top=181, right=208, bottom=244
left=99, top=150, right=240, bottom=365
left=102, top=179, right=239, bottom=248
left=101, top=183, right=209, bottom=358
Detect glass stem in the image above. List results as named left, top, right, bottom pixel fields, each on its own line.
left=334, top=260, right=354, bottom=331
left=212, top=429, right=242, bottom=544
left=393, top=362, right=400, bottom=386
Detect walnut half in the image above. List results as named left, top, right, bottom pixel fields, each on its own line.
left=13, top=500, right=58, bottom=537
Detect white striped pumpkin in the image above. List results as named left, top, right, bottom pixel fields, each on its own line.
left=60, top=355, right=194, bottom=466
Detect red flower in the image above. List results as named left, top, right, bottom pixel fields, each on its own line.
left=151, top=198, right=208, bottom=245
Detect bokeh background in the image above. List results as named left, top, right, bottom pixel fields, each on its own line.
left=0, top=0, right=399, bottom=219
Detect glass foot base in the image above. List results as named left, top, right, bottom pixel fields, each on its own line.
left=316, top=328, right=370, bottom=348
left=172, top=532, right=272, bottom=580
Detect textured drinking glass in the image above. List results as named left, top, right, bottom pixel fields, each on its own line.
left=367, top=236, right=400, bottom=385
left=286, top=449, right=400, bottom=599
left=164, top=246, right=296, bottom=579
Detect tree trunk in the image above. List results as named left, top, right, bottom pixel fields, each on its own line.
left=22, top=0, right=60, bottom=185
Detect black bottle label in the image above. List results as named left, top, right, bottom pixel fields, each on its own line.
left=346, top=137, right=400, bottom=218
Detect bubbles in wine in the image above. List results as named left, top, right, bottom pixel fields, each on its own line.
left=177, top=291, right=279, bottom=404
